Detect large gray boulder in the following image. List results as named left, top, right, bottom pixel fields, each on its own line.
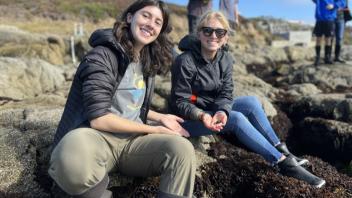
left=292, top=117, right=352, bottom=162
left=288, top=64, right=352, bottom=92
left=289, top=93, right=352, bottom=123
left=0, top=57, right=65, bottom=101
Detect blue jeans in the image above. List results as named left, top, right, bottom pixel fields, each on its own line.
left=181, top=96, right=283, bottom=164
left=335, top=19, right=345, bottom=46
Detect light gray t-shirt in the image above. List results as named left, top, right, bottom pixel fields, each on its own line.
left=110, top=62, right=146, bottom=135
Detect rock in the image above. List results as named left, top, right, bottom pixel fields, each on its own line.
left=292, top=117, right=352, bottom=162
left=0, top=106, right=62, bottom=198
left=285, top=83, right=322, bottom=97
left=150, top=93, right=167, bottom=112
left=288, top=64, right=352, bottom=92
left=333, top=99, right=352, bottom=123
left=0, top=25, right=66, bottom=65
left=289, top=93, right=352, bottom=123
left=0, top=57, right=65, bottom=101
left=284, top=46, right=315, bottom=62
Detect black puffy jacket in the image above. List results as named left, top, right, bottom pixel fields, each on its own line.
left=53, top=29, right=155, bottom=146
left=169, top=35, right=234, bottom=120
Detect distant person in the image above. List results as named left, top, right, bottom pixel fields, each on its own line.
left=48, top=0, right=196, bottom=197
left=334, top=0, right=348, bottom=63
left=219, top=0, right=239, bottom=29
left=187, top=0, right=213, bottom=34
left=170, top=10, right=326, bottom=188
left=312, top=0, right=345, bottom=66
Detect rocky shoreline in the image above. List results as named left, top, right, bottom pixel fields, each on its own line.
left=0, top=11, right=352, bottom=198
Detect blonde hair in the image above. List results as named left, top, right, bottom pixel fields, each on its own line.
left=196, top=11, right=230, bottom=33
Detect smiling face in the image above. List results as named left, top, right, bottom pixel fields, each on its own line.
left=127, top=5, right=163, bottom=52
left=198, top=17, right=228, bottom=58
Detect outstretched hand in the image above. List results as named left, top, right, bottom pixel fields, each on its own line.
left=159, top=114, right=190, bottom=137
left=201, top=112, right=227, bottom=132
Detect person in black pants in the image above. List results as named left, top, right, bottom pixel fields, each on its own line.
left=312, top=0, right=344, bottom=66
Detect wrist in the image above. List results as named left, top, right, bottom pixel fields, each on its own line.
left=215, top=111, right=226, bottom=115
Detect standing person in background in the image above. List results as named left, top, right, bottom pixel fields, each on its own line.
left=312, top=0, right=345, bottom=66
left=187, top=0, right=213, bottom=34
left=219, top=0, right=239, bottom=30
left=48, top=0, right=196, bottom=197
left=334, top=0, right=348, bottom=63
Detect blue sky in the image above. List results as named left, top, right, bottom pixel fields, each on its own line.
left=164, top=0, right=319, bottom=24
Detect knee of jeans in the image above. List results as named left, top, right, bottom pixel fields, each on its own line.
left=228, top=111, right=247, bottom=130
left=236, top=96, right=261, bottom=109
left=163, top=136, right=196, bottom=165
left=245, top=96, right=261, bottom=106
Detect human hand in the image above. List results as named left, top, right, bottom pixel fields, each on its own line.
left=326, top=4, right=334, bottom=10
left=154, top=125, right=183, bottom=136
left=211, top=111, right=227, bottom=131
left=159, top=114, right=190, bottom=137
left=200, top=113, right=222, bottom=132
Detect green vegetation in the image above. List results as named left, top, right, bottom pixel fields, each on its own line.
left=58, top=2, right=119, bottom=20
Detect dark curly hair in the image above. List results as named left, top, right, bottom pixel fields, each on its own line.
left=113, top=0, right=173, bottom=77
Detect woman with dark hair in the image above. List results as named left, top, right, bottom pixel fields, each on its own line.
left=170, top=10, right=326, bottom=189
left=48, top=1, right=196, bottom=197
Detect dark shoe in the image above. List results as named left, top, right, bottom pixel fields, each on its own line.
left=278, top=156, right=326, bottom=188
left=276, top=143, right=309, bottom=166
left=324, top=58, right=333, bottom=64
left=334, top=58, right=346, bottom=63
left=314, top=57, right=320, bottom=66
left=324, top=46, right=333, bottom=64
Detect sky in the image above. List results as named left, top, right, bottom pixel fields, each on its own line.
left=164, top=0, right=319, bottom=24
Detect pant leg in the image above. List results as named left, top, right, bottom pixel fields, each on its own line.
left=223, top=111, right=283, bottom=164
left=232, top=96, right=281, bottom=146
left=118, top=134, right=196, bottom=198
left=48, top=128, right=116, bottom=195
left=335, top=19, right=345, bottom=46
left=181, top=108, right=282, bottom=164
left=187, top=14, right=198, bottom=35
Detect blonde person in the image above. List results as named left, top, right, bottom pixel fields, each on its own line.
left=48, top=1, right=196, bottom=197
left=170, top=11, right=326, bottom=188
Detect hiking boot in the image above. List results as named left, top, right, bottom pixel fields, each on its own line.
left=334, top=45, right=345, bottom=63
left=314, top=56, right=320, bottom=66
left=324, top=46, right=333, bottom=64
left=334, top=57, right=346, bottom=63
left=278, top=156, right=326, bottom=188
left=324, top=57, right=333, bottom=64
left=276, top=143, right=309, bottom=166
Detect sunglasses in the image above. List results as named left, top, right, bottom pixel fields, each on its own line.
left=201, top=27, right=227, bottom=38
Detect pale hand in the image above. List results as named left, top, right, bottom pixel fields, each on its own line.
left=201, top=113, right=222, bottom=132
left=159, top=114, right=190, bottom=137
left=212, top=112, right=227, bottom=132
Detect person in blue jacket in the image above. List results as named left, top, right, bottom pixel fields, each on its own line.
left=312, top=0, right=345, bottom=66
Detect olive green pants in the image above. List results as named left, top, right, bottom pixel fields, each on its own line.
left=48, top=128, right=196, bottom=197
